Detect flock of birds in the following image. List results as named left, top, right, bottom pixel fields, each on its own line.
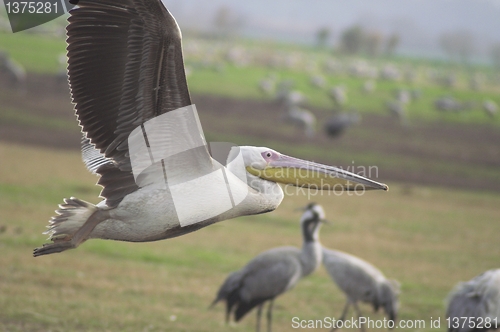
left=211, top=203, right=401, bottom=332
left=253, top=70, right=499, bottom=138
left=211, top=202, right=500, bottom=332
left=259, top=74, right=364, bottom=139
left=0, top=0, right=498, bottom=331
left=2, top=27, right=499, bottom=138
left=175, top=36, right=500, bottom=138
left=183, top=37, right=499, bottom=138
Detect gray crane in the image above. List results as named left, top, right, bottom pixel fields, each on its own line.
left=322, top=248, right=400, bottom=331
left=329, top=85, right=347, bottom=109
left=258, top=73, right=278, bottom=96
left=483, top=100, right=498, bottom=118
left=446, top=269, right=500, bottom=332
left=386, top=101, right=409, bottom=127
left=210, top=203, right=326, bottom=332
left=324, top=112, right=360, bottom=138
left=394, top=89, right=411, bottom=105
left=282, top=105, right=317, bottom=138
left=274, top=80, right=314, bottom=137
left=361, top=80, right=376, bottom=94
left=0, top=51, right=26, bottom=90
left=310, top=74, right=326, bottom=89
left=435, top=96, right=460, bottom=112
left=435, top=96, right=476, bottom=114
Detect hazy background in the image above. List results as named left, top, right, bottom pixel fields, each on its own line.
left=1, top=1, right=500, bottom=331
left=164, top=0, right=500, bottom=62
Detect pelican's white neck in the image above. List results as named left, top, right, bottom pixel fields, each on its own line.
left=245, top=173, right=284, bottom=212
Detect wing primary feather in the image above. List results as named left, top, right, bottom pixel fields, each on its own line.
left=66, top=0, right=196, bottom=206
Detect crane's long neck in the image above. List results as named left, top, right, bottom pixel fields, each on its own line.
left=300, top=241, right=322, bottom=277
left=299, top=221, right=322, bottom=277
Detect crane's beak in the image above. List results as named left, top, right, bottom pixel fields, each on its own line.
left=247, top=154, right=388, bottom=192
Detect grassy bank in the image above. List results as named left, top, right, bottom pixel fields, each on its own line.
left=0, top=142, right=499, bottom=331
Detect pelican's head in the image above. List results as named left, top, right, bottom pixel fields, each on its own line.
left=235, top=146, right=388, bottom=193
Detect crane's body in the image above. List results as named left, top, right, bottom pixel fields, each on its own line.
left=211, top=203, right=325, bottom=332
left=446, top=269, right=500, bottom=332
left=322, top=248, right=400, bottom=331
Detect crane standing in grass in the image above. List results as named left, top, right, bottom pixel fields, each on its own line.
left=446, top=269, right=500, bottom=332
left=275, top=81, right=316, bottom=137
left=386, top=101, right=409, bottom=128
left=283, top=105, right=317, bottom=138
left=0, top=51, right=26, bottom=91
left=324, top=112, right=360, bottom=138
left=329, top=85, right=347, bottom=110
left=210, top=203, right=326, bottom=332
left=322, top=248, right=400, bottom=332
left=483, top=100, right=498, bottom=118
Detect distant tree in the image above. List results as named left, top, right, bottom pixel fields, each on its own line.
left=213, top=6, right=244, bottom=38
left=385, top=33, right=400, bottom=57
left=490, top=43, right=500, bottom=70
left=340, top=25, right=365, bottom=55
left=316, top=27, right=331, bottom=49
left=439, top=30, right=475, bottom=64
left=365, top=31, right=383, bottom=57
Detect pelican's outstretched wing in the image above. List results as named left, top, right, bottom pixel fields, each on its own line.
left=67, top=0, right=196, bottom=206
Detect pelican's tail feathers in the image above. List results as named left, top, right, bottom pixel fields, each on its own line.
left=44, top=197, right=98, bottom=241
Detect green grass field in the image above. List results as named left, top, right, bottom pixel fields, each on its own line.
left=0, top=32, right=66, bottom=73
left=1, top=142, right=499, bottom=331
left=186, top=62, right=500, bottom=126
left=1, top=27, right=499, bottom=332
left=1, top=31, right=500, bottom=127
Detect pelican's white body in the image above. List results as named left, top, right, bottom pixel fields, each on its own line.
left=33, top=1, right=387, bottom=257
left=84, top=163, right=284, bottom=242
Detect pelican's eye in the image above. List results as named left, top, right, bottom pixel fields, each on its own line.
left=262, top=151, right=275, bottom=160
left=261, top=150, right=280, bottom=163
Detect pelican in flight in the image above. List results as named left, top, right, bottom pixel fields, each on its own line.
left=33, top=0, right=388, bottom=257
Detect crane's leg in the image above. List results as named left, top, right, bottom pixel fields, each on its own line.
left=330, top=300, right=350, bottom=332
left=256, top=303, right=264, bottom=332
left=267, top=299, right=274, bottom=332
left=352, top=302, right=366, bottom=332
left=225, top=303, right=231, bottom=324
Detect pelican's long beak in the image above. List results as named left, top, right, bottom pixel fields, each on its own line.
left=247, top=154, right=388, bottom=192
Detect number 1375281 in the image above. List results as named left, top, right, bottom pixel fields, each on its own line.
left=5, top=1, right=59, bottom=14
left=446, top=317, right=498, bottom=330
